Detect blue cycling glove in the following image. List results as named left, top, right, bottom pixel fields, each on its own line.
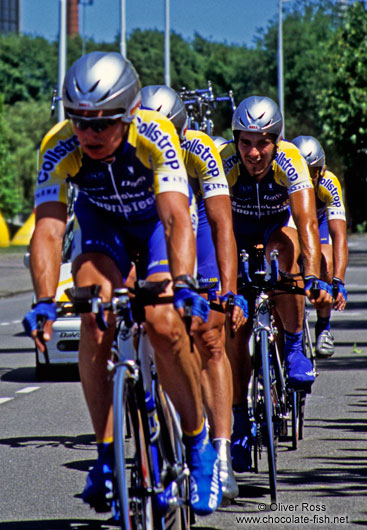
left=22, top=299, right=57, bottom=337
left=332, top=277, right=348, bottom=301
left=173, top=288, right=210, bottom=323
left=304, top=276, right=333, bottom=296
left=219, top=291, right=249, bottom=319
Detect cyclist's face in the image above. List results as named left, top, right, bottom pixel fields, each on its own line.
left=309, top=166, right=321, bottom=185
left=237, top=131, right=276, bottom=180
left=71, top=110, right=129, bottom=161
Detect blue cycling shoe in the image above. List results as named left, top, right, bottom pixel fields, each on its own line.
left=230, top=406, right=252, bottom=473
left=284, top=331, right=315, bottom=391
left=183, top=423, right=222, bottom=516
left=81, top=442, right=114, bottom=512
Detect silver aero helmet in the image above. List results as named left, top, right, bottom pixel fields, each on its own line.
left=63, top=51, right=141, bottom=123
left=232, top=96, right=283, bottom=142
left=141, top=85, right=188, bottom=140
left=291, top=136, right=325, bottom=169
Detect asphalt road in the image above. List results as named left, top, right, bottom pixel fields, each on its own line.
left=0, top=235, right=366, bottom=529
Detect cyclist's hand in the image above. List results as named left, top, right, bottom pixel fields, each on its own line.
left=22, top=299, right=57, bottom=352
left=220, top=291, right=248, bottom=332
left=174, top=288, right=210, bottom=333
left=332, top=278, right=347, bottom=311
left=304, top=276, right=333, bottom=309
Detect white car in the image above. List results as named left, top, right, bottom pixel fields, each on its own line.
left=25, top=255, right=80, bottom=379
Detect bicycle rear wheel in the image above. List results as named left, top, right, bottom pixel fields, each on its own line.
left=259, top=329, right=277, bottom=502
left=113, top=363, right=154, bottom=530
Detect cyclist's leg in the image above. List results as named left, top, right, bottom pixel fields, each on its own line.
left=225, top=321, right=253, bottom=472
left=139, top=220, right=222, bottom=515
left=70, top=199, right=133, bottom=510
left=315, top=222, right=334, bottom=356
left=266, top=224, right=315, bottom=389
left=195, top=216, right=238, bottom=499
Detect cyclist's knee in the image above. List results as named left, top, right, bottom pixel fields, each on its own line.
left=145, top=305, right=186, bottom=348
left=196, top=326, right=225, bottom=363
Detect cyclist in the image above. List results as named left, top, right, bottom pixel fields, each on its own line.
left=292, top=135, right=348, bottom=356
left=22, top=52, right=222, bottom=516
left=218, top=96, right=332, bottom=472
left=141, top=85, right=248, bottom=502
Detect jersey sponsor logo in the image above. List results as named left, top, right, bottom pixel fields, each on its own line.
left=222, top=153, right=239, bottom=173
left=319, top=177, right=342, bottom=207
left=37, top=135, right=80, bottom=184
left=275, top=151, right=300, bottom=182
left=203, top=182, right=228, bottom=192
left=288, top=182, right=313, bottom=194
left=181, top=138, right=221, bottom=177
left=135, top=116, right=181, bottom=170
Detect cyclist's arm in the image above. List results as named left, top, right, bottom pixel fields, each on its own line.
left=329, top=218, right=348, bottom=310
left=205, top=194, right=237, bottom=294
left=30, top=201, right=67, bottom=300
left=289, top=187, right=320, bottom=279
left=328, top=218, right=348, bottom=283
left=155, top=191, right=196, bottom=279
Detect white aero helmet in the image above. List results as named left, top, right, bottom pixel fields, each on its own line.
left=141, top=85, right=188, bottom=139
left=63, top=51, right=141, bottom=123
left=232, top=96, right=283, bottom=141
left=291, top=136, right=325, bottom=169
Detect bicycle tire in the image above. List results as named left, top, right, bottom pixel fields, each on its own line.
left=259, top=329, right=277, bottom=502
left=153, top=383, right=190, bottom=530
left=113, top=363, right=154, bottom=530
left=291, top=390, right=299, bottom=450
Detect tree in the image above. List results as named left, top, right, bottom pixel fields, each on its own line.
left=0, top=95, right=21, bottom=218
left=317, top=1, right=367, bottom=229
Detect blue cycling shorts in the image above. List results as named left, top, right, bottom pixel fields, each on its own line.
left=71, top=194, right=170, bottom=280
left=233, top=207, right=295, bottom=258
left=196, top=205, right=220, bottom=291
left=318, top=212, right=331, bottom=245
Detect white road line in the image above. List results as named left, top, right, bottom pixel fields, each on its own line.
left=0, top=397, right=14, bottom=405
left=0, top=320, right=21, bottom=326
left=16, top=387, right=40, bottom=394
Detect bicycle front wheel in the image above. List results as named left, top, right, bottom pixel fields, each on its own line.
left=113, top=363, right=154, bottom=530
left=259, top=329, right=277, bottom=502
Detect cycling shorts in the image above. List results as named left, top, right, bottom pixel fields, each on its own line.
left=196, top=206, right=220, bottom=291
left=71, top=194, right=170, bottom=280
left=233, top=207, right=296, bottom=257
left=318, top=211, right=331, bottom=245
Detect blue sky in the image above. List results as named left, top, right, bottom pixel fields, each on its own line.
left=20, top=0, right=280, bottom=48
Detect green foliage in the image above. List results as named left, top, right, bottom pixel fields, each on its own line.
left=1, top=2, right=367, bottom=228
left=0, top=95, right=21, bottom=218
left=317, top=1, right=367, bottom=229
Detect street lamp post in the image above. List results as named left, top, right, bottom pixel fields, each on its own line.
left=164, top=0, right=170, bottom=87
left=79, top=0, right=93, bottom=56
left=120, top=0, right=126, bottom=57
left=278, top=0, right=284, bottom=136
left=58, top=0, right=67, bottom=122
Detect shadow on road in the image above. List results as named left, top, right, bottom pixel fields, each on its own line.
left=0, top=520, right=119, bottom=530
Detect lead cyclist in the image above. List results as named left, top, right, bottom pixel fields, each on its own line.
left=22, top=52, right=222, bottom=517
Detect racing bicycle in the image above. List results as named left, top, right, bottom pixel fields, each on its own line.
left=238, top=245, right=317, bottom=502
left=59, top=281, right=192, bottom=530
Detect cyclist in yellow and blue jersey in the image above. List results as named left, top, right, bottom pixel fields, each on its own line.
left=23, top=52, right=223, bottom=517
left=218, top=96, right=332, bottom=473
left=141, top=85, right=248, bottom=503
left=292, top=136, right=348, bottom=357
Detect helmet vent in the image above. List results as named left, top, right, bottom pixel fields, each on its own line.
left=96, top=89, right=112, bottom=103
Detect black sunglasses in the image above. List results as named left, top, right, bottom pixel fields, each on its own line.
left=68, top=112, right=124, bottom=133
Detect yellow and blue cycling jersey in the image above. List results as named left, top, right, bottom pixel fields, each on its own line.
left=219, top=138, right=313, bottom=249
left=35, top=109, right=192, bottom=279
left=315, top=170, right=346, bottom=222
left=181, top=130, right=230, bottom=289
left=36, top=108, right=189, bottom=222
left=315, top=169, right=346, bottom=245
